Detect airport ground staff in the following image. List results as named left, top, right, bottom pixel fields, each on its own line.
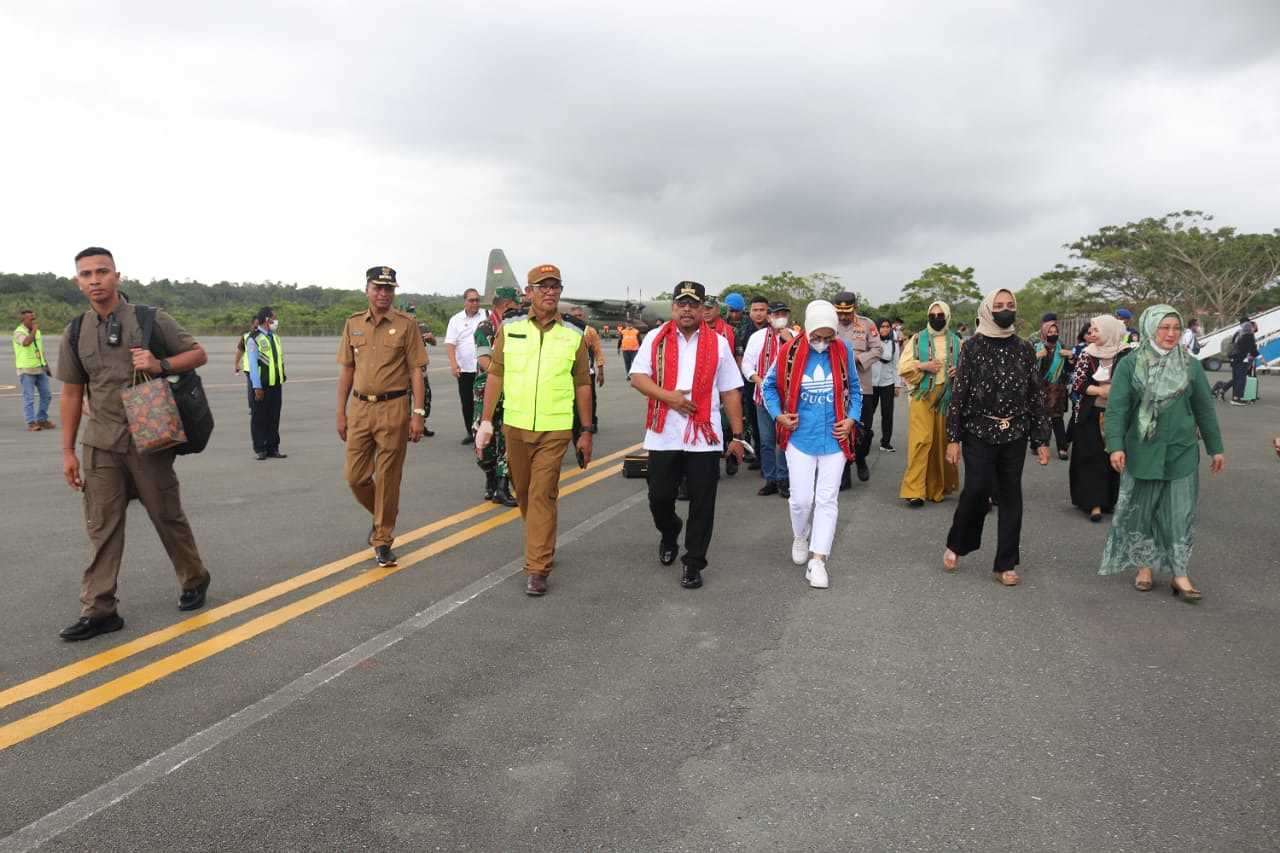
left=476, top=263, right=594, bottom=597
left=630, top=281, right=746, bottom=590
left=243, top=306, right=287, bottom=460
left=13, top=308, right=54, bottom=430
left=55, top=246, right=212, bottom=642
left=473, top=286, right=521, bottom=506
left=336, top=266, right=428, bottom=568
left=618, top=324, right=641, bottom=377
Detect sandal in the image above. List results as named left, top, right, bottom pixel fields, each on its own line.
left=1133, top=568, right=1153, bottom=592
left=996, top=570, right=1020, bottom=587
left=943, top=549, right=958, bottom=572
left=1171, top=578, right=1203, bottom=603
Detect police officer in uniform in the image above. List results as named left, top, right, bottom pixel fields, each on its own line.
left=336, top=266, right=428, bottom=567
left=55, top=247, right=212, bottom=641
left=473, top=286, right=521, bottom=506
left=476, top=263, right=594, bottom=597
left=833, top=291, right=883, bottom=488
left=242, top=306, right=287, bottom=460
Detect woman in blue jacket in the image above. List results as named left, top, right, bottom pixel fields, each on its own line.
left=764, top=301, right=862, bottom=588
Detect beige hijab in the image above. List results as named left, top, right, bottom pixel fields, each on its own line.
left=1084, top=314, right=1127, bottom=359
left=975, top=288, right=1016, bottom=339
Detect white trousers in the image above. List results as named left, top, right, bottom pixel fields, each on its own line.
left=784, top=445, right=846, bottom=557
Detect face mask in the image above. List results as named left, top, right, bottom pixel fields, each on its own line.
left=810, top=338, right=829, bottom=352
left=929, top=315, right=946, bottom=331
left=771, top=317, right=788, bottom=330
left=1045, top=334, right=1058, bottom=345
left=993, top=310, right=1016, bottom=329
left=269, top=319, right=279, bottom=332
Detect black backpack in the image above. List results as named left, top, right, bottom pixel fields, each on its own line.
left=67, top=305, right=215, bottom=455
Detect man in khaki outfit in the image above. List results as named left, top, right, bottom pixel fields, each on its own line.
left=336, top=266, right=428, bottom=567
left=56, top=247, right=211, bottom=642
left=476, top=263, right=594, bottom=596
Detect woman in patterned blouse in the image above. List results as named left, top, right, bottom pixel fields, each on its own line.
left=942, top=288, right=1051, bottom=587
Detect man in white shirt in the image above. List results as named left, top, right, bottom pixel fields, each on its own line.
left=630, top=281, right=746, bottom=590
left=445, top=288, right=485, bottom=444
left=1181, top=318, right=1202, bottom=354
left=740, top=302, right=796, bottom=497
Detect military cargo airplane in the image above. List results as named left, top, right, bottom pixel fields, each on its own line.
left=482, top=249, right=672, bottom=333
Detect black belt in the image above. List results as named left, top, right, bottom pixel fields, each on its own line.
left=352, top=389, right=408, bottom=402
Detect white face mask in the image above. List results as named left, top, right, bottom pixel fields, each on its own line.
left=810, top=338, right=829, bottom=352
left=268, top=319, right=280, bottom=332
left=771, top=316, right=788, bottom=330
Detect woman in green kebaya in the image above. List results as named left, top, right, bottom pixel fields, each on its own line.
left=1099, top=305, right=1225, bottom=601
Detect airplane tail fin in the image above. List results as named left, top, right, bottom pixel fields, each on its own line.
left=485, top=249, right=519, bottom=301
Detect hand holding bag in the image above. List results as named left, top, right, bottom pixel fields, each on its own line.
left=121, top=369, right=187, bottom=453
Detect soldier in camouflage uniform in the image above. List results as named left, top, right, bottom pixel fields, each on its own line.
left=417, top=322, right=436, bottom=437
left=473, top=286, right=522, bottom=506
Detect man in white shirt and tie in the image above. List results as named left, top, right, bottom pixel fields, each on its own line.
left=629, top=281, right=746, bottom=590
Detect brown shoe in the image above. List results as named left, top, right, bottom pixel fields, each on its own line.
left=525, top=574, right=548, bottom=596
left=26, top=422, right=41, bottom=431
left=38, top=420, right=56, bottom=429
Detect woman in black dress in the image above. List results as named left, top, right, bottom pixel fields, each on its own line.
left=941, top=288, right=1051, bottom=587
left=1069, top=314, right=1128, bottom=521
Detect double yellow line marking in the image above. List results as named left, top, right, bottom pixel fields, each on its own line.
left=0, top=443, right=640, bottom=751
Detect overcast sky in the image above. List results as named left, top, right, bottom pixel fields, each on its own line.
left=3, top=1, right=1278, bottom=303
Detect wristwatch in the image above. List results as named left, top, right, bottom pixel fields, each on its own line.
left=581, top=424, right=597, bottom=434
left=159, top=358, right=172, bottom=375
left=412, top=408, right=427, bottom=417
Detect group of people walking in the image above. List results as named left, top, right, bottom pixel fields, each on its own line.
left=33, top=246, right=1236, bottom=642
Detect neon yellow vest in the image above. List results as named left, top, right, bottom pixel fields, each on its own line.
left=241, top=330, right=286, bottom=386
left=500, top=317, right=579, bottom=431
left=13, top=326, right=46, bottom=370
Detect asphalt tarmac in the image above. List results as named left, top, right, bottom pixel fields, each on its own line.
left=1, top=336, right=1277, bottom=851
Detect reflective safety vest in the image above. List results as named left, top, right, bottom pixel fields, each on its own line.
left=500, top=317, right=580, bottom=431
left=620, top=328, right=640, bottom=351
left=12, top=325, right=46, bottom=370
left=241, top=330, right=286, bottom=386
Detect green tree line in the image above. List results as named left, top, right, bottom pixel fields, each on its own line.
left=0, top=273, right=464, bottom=336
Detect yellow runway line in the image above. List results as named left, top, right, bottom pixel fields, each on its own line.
left=0, top=462, right=625, bottom=751
left=0, top=443, right=639, bottom=712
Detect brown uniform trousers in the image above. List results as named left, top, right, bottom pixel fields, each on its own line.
left=81, top=445, right=209, bottom=617
left=503, top=425, right=572, bottom=576
left=344, top=397, right=410, bottom=547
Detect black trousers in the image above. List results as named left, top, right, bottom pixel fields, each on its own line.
left=946, top=436, right=1027, bottom=572
left=1232, top=362, right=1250, bottom=399
left=457, top=372, right=477, bottom=434
left=647, top=450, right=720, bottom=571
left=1049, top=414, right=1069, bottom=453
left=862, top=385, right=895, bottom=448
left=247, top=380, right=282, bottom=454
left=572, top=379, right=600, bottom=442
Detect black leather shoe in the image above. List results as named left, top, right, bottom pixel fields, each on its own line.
left=255, top=452, right=268, bottom=460
left=778, top=482, right=790, bottom=499
left=59, top=613, right=124, bottom=641
left=461, top=434, right=475, bottom=445
left=659, top=540, right=678, bottom=566
left=424, top=428, right=435, bottom=437
left=758, top=481, right=779, bottom=496
left=907, top=498, right=925, bottom=508
left=266, top=451, right=288, bottom=459
left=493, top=476, right=518, bottom=507
left=375, top=545, right=398, bottom=567
left=680, top=567, right=703, bottom=589
left=856, top=459, right=870, bottom=482
left=178, top=577, right=211, bottom=611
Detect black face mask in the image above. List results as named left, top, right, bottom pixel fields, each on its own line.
left=1045, top=334, right=1059, bottom=345
left=993, top=310, right=1016, bottom=329
left=928, top=315, right=946, bottom=331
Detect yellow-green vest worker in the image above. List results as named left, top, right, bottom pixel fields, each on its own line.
left=499, top=317, right=581, bottom=431
left=241, top=329, right=286, bottom=387
left=13, top=325, right=47, bottom=370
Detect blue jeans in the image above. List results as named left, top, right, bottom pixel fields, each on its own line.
left=20, top=373, right=51, bottom=424
left=756, top=406, right=789, bottom=483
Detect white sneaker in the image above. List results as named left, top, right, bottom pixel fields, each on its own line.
left=806, top=557, right=829, bottom=589
left=791, top=536, right=809, bottom=566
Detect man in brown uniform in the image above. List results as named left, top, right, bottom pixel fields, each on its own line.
left=336, top=266, right=428, bottom=567
left=56, top=247, right=212, bottom=642
left=833, top=290, right=883, bottom=487
left=475, top=264, right=594, bottom=596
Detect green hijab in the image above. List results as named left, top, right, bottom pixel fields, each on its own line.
left=1132, top=304, right=1191, bottom=440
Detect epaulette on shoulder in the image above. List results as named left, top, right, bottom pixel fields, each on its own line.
left=347, top=309, right=366, bottom=319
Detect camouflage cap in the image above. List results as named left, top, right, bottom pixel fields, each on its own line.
left=494, top=286, right=519, bottom=301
